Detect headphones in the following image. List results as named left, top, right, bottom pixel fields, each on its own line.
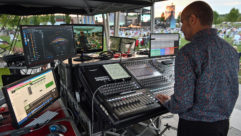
left=99, top=51, right=114, bottom=60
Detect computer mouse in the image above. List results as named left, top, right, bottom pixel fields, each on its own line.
left=49, top=124, right=67, bottom=133
left=46, top=132, right=64, bottom=136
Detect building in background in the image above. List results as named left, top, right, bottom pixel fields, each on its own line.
left=81, top=16, right=95, bottom=24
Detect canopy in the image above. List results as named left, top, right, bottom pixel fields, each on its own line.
left=0, top=0, right=164, bottom=15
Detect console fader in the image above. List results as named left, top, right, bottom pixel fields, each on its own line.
left=105, top=89, right=160, bottom=119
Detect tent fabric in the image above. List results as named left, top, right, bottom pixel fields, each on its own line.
left=0, top=0, right=164, bottom=15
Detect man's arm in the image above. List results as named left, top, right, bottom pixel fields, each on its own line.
left=159, top=49, right=196, bottom=114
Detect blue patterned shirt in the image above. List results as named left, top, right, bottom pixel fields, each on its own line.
left=163, top=28, right=239, bottom=122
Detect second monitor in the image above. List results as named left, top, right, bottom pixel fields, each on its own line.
left=110, top=36, right=136, bottom=54
left=149, top=33, right=179, bottom=58
left=72, top=24, right=104, bottom=61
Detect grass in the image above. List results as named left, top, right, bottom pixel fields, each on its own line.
left=0, top=35, right=23, bottom=51
left=0, top=68, right=11, bottom=88
left=180, top=38, right=189, bottom=48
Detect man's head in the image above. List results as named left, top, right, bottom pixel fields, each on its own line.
left=80, top=31, right=85, bottom=36
left=181, top=1, right=213, bottom=41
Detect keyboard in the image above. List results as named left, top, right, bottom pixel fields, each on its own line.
left=99, top=81, right=141, bottom=96
left=150, top=85, right=174, bottom=96
left=139, top=76, right=170, bottom=87
left=25, top=110, right=58, bottom=127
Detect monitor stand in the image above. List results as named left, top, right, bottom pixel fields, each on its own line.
left=74, top=51, right=92, bottom=61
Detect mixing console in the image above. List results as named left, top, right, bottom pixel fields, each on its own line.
left=78, top=59, right=175, bottom=121
left=98, top=81, right=141, bottom=96
left=139, top=76, right=169, bottom=88
left=105, top=89, right=160, bottom=119
left=150, top=84, right=174, bottom=96
left=123, top=58, right=174, bottom=88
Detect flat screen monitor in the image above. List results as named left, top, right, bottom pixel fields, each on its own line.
left=20, top=25, right=76, bottom=67
left=110, top=36, right=121, bottom=52
left=125, top=63, right=161, bottom=80
left=72, top=24, right=103, bottom=53
left=2, top=69, right=59, bottom=128
left=120, top=38, right=136, bottom=54
left=149, top=33, right=179, bottom=58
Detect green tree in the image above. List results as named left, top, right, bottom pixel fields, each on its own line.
left=32, top=15, right=41, bottom=25
left=213, top=11, right=219, bottom=24
left=226, top=8, right=239, bottom=22
left=65, top=14, right=71, bottom=24
left=176, top=13, right=181, bottom=23
left=50, top=14, right=56, bottom=25
left=6, top=15, right=21, bottom=28
left=0, top=15, right=10, bottom=29
left=40, top=15, right=50, bottom=25
left=238, top=14, right=241, bottom=21
left=21, top=16, right=31, bottom=25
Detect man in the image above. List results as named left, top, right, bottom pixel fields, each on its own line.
left=156, top=1, right=239, bottom=136
left=78, top=31, right=89, bottom=51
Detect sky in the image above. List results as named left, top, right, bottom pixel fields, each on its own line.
left=154, top=0, right=241, bottom=18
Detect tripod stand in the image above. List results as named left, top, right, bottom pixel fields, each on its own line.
left=135, top=114, right=177, bottom=136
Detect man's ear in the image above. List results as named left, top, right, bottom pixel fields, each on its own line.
left=189, top=14, right=198, bottom=25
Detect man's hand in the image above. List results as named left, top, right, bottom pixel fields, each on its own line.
left=156, top=94, right=170, bottom=104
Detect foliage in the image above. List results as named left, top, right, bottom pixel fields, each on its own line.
left=0, top=15, right=10, bottom=29
left=176, top=13, right=181, bottom=23
left=31, top=15, right=41, bottom=25
left=50, top=14, right=56, bottom=25
left=0, top=15, right=22, bottom=28
left=21, top=16, right=31, bottom=25
left=238, top=14, right=241, bottom=21
left=40, top=15, right=50, bottom=25
left=213, top=11, right=219, bottom=24
left=226, top=8, right=239, bottom=22
left=65, top=14, right=71, bottom=24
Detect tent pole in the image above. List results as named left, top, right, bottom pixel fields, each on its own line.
left=150, top=3, right=155, bottom=33
left=114, top=12, right=120, bottom=36
left=102, top=13, right=110, bottom=50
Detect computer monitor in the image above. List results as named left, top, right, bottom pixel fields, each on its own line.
left=72, top=24, right=104, bottom=61
left=2, top=69, right=59, bottom=128
left=149, top=33, right=179, bottom=58
left=20, top=25, right=76, bottom=67
left=110, top=36, right=121, bottom=52
left=120, top=38, right=136, bottom=54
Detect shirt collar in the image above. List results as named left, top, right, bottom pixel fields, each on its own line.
left=191, top=28, right=217, bottom=41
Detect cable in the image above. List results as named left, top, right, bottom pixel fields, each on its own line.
left=55, top=106, right=75, bottom=120
left=0, top=123, right=11, bottom=128
left=20, top=69, right=27, bottom=75
left=29, top=118, right=51, bottom=132
left=91, top=86, right=102, bottom=136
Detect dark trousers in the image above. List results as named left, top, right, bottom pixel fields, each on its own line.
left=177, top=118, right=229, bottom=136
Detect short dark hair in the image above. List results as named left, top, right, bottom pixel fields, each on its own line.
left=184, top=1, right=213, bottom=26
